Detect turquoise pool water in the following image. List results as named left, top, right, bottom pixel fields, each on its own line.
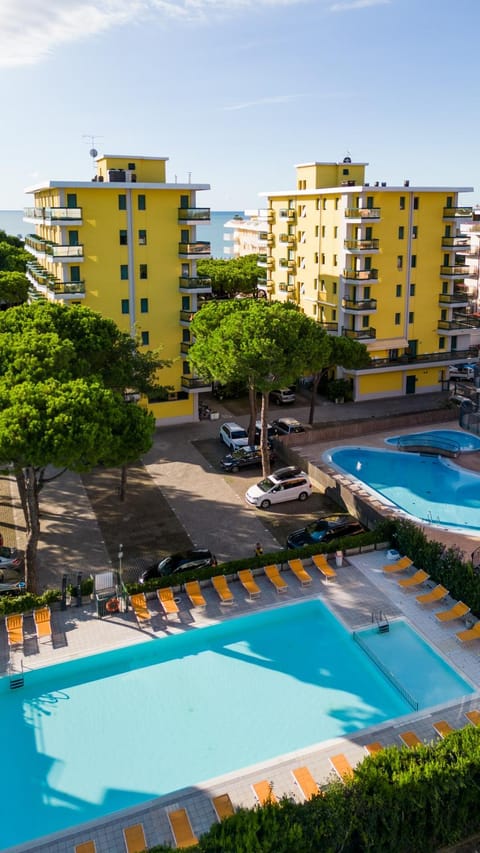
left=1, top=600, right=473, bottom=850
left=385, top=429, right=480, bottom=452
left=326, top=445, right=480, bottom=530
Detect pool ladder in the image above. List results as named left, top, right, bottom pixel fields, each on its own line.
left=9, top=660, right=24, bottom=690
left=372, top=610, right=389, bottom=634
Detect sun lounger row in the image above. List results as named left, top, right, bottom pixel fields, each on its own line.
left=4, top=607, right=52, bottom=648
left=382, top=557, right=473, bottom=624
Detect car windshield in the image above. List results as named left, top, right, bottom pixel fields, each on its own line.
left=257, top=477, right=275, bottom=492
left=232, top=429, right=247, bottom=439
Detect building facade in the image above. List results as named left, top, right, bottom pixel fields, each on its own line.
left=261, top=159, right=476, bottom=401
left=223, top=210, right=268, bottom=257
left=24, top=154, right=212, bottom=423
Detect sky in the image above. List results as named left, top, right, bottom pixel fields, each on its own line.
left=1, top=0, right=480, bottom=211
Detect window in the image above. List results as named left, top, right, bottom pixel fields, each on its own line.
left=183, top=360, right=190, bottom=374
left=321, top=253, right=325, bottom=264
left=399, top=196, right=405, bottom=210
left=138, top=229, right=147, bottom=245
left=334, top=226, right=338, bottom=238
left=366, top=196, right=374, bottom=209
left=139, top=264, right=148, bottom=279
left=315, top=226, right=319, bottom=237
left=322, top=199, right=327, bottom=210
left=67, top=193, right=77, bottom=208
left=342, top=168, right=349, bottom=175
left=397, top=255, right=403, bottom=270
left=314, top=252, right=319, bottom=264
left=70, top=266, right=80, bottom=283
left=335, top=198, right=339, bottom=210
left=181, top=229, right=189, bottom=243
left=68, top=230, right=79, bottom=246
left=118, top=194, right=127, bottom=210
left=409, top=312, right=414, bottom=324
left=181, top=296, right=190, bottom=310
left=141, top=331, right=149, bottom=346
left=120, top=264, right=128, bottom=280
left=364, top=286, right=370, bottom=299
left=138, top=195, right=146, bottom=210
left=119, top=229, right=128, bottom=245
left=439, top=336, right=445, bottom=349
left=140, top=298, right=149, bottom=313
left=121, top=299, right=129, bottom=314
left=396, top=284, right=402, bottom=297
left=128, top=162, right=136, bottom=170
left=410, top=283, right=416, bottom=296
left=412, top=225, right=418, bottom=239
left=333, top=254, right=338, bottom=267
left=394, top=313, right=401, bottom=325
left=413, top=197, right=419, bottom=210
left=389, top=349, right=399, bottom=360
left=182, top=329, right=190, bottom=342
left=446, top=196, right=453, bottom=209
left=332, top=309, right=337, bottom=321
left=411, top=255, right=416, bottom=268
left=398, top=226, right=404, bottom=240
left=362, top=315, right=369, bottom=328
left=316, top=199, right=320, bottom=210
left=321, top=226, right=326, bottom=238
left=332, top=282, right=337, bottom=295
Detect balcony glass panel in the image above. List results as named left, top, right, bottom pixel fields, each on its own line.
left=178, top=276, right=212, bottom=290
left=178, top=208, right=210, bottom=221
left=443, top=207, right=472, bottom=218
left=342, top=327, right=376, bottom=339
left=343, top=269, right=378, bottom=280
left=440, top=265, right=469, bottom=276
left=344, top=239, right=379, bottom=250
left=342, top=298, right=377, bottom=311
left=178, top=242, right=210, bottom=255
left=345, top=208, right=381, bottom=219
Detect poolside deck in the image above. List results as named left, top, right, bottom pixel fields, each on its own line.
left=5, top=548, right=480, bottom=853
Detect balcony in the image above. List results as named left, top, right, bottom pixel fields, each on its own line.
left=24, top=206, right=83, bottom=225
left=26, top=263, right=85, bottom=298
left=25, top=235, right=84, bottom=260
left=279, top=209, right=296, bottom=221
left=443, top=207, right=472, bottom=220
left=181, top=375, right=212, bottom=393
left=266, top=210, right=275, bottom=224
left=440, top=265, right=469, bottom=277
left=345, top=208, right=381, bottom=220
left=178, top=207, right=210, bottom=223
left=438, top=290, right=470, bottom=307
left=257, top=254, right=268, bottom=266
left=441, top=236, right=471, bottom=251
left=437, top=315, right=480, bottom=332
left=343, top=327, right=376, bottom=340
left=317, top=321, right=338, bottom=333
left=342, top=298, right=377, bottom=312
left=344, top=239, right=379, bottom=252
left=180, top=341, right=191, bottom=354
left=179, top=276, right=212, bottom=293
left=354, top=346, right=478, bottom=372
left=343, top=268, right=378, bottom=282
left=179, top=310, right=196, bottom=324
left=178, top=241, right=210, bottom=257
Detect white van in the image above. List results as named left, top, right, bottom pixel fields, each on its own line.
left=245, top=470, right=312, bottom=509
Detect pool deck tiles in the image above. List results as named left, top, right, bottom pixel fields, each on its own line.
left=5, top=550, right=480, bottom=853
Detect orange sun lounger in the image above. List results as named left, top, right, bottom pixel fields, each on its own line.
left=433, top=720, right=454, bottom=738
left=212, top=793, right=235, bottom=821
left=312, top=554, right=336, bottom=581
left=185, top=580, right=206, bottom=610
left=383, top=556, right=413, bottom=573
left=456, top=622, right=480, bottom=643
left=238, top=569, right=261, bottom=600
left=465, top=710, right=480, bottom=727
left=399, top=731, right=422, bottom=748
left=212, top=575, right=234, bottom=605
left=264, top=565, right=288, bottom=594
left=364, top=742, right=383, bottom=756
left=288, top=559, right=312, bottom=587
left=6, top=613, right=23, bottom=647
left=167, top=808, right=198, bottom=849
left=33, top=606, right=52, bottom=641
left=75, top=842, right=96, bottom=853
left=292, top=766, right=320, bottom=800
left=157, top=587, right=179, bottom=616
left=416, top=584, right=449, bottom=605
left=252, top=780, right=277, bottom=804
left=129, top=593, right=152, bottom=625
left=397, top=570, right=430, bottom=590
left=123, top=822, right=147, bottom=853
left=329, top=753, right=354, bottom=782
left=435, top=601, right=470, bottom=623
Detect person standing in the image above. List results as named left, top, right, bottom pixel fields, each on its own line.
left=255, top=542, right=263, bottom=557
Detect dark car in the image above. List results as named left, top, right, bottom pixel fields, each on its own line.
left=138, top=549, right=216, bottom=583
left=271, top=417, right=306, bottom=436
left=286, top=514, right=365, bottom=549
left=221, top=445, right=275, bottom=473
left=0, top=547, right=25, bottom=582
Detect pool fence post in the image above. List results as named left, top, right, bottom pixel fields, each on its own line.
left=61, top=574, right=68, bottom=610
left=76, top=573, right=82, bottom=607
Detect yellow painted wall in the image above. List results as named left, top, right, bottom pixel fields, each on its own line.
left=96, top=156, right=167, bottom=183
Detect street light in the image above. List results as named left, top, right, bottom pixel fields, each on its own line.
left=118, top=543, right=123, bottom=579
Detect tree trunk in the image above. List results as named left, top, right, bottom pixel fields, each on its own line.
left=119, top=464, right=127, bottom=502
left=308, top=372, right=321, bottom=425
left=15, top=465, right=40, bottom=594
left=247, top=382, right=257, bottom=445
left=260, top=391, right=271, bottom=477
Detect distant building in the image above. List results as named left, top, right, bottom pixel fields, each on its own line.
left=24, top=154, right=212, bottom=423
left=223, top=210, right=268, bottom=257
left=261, top=157, right=477, bottom=401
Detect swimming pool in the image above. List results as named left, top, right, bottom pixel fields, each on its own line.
left=385, top=429, right=480, bottom=453
left=1, top=600, right=473, bottom=850
left=326, top=445, right=480, bottom=531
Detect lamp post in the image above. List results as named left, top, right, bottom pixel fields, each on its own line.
left=118, top=543, right=124, bottom=580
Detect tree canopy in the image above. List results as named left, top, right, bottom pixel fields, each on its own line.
left=0, top=302, right=158, bottom=591
left=0, top=230, right=30, bottom=307
left=197, top=254, right=263, bottom=298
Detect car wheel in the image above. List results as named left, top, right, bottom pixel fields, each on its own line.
left=231, top=465, right=239, bottom=473
left=260, top=499, right=271, bottom=509
left=298, top=492, right=309, bottom=502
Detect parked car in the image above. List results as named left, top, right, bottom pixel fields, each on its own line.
left=221, top=445, right=275, bottom=473
left=245, top=470, right=312, bottom=509
left=254, top=420, right=279, bottom=443
left=271, top=417, right=306, bottom=436
left=448, top=364, right=476, bottom=381
left=138, top=549, right=217, bottom=583
left=270, top=388, right=296, bottom=405
left=219, top=422, right=249, bottom=451
left=286, top=514, right=365, bottom=549
left=0, top=547, right=24, bottom=582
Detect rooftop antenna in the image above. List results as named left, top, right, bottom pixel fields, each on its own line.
left=82, top=134, right=103, bottom=171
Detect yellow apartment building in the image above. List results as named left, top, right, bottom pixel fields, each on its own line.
left=24, top=154, right=212, bottom=423
left=261, top=159, right=477, bottom=401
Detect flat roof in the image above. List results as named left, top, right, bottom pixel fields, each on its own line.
left=294, top=161, right=368, bottom=167
left=24, top=181, right=210, bottom=193
left=260, top=185, right=474, bottom=197
left=97, top=154, right=169, bottom=161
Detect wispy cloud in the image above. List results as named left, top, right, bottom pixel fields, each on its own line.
left=329, top=0, right=389, bottom=11
left=223, top=93, right=310, bottom=112
left=0, top=0, right=309, bottom=69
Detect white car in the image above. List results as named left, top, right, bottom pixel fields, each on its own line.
left=245, top=470, right=312, bottom=509
left=219, top=422, right=249, bottom=451
left=270, top=388, right=296, bottom=405
left=448, top=364, right=475, bottom=381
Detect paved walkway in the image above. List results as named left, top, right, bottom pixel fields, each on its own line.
left=5, top=549, right=480, bottom=853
